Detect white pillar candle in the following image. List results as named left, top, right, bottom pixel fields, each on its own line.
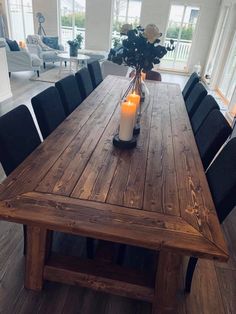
left=119, top=101, right=136, bottom=141
left=127, top=92, right=141, bottom=123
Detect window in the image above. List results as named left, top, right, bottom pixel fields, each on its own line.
left=8, top=0, right=34, bottom=41
left=162, top=5, right=200, bottom=71
left=60, top=0, right=86, bottom=51
left=218, top=32, right=236, bottom=102
left=112, top=0, right=142, bottom=47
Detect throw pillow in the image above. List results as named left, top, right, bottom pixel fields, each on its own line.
left=42, top=36, right=59, bottom=50
left=27, top=35, right=53, bottom=51
left=6, top=38, right=20, bottom=51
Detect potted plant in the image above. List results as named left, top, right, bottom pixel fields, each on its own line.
left=67, top=34, right=83, bottom=57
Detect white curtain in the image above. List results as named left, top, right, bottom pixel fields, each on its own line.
left=0, top=15, right=7, bottom=37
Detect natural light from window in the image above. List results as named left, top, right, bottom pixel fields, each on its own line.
left=8, top=0, right=34, bottom=41
left=60, top=0, right=86, bottom=51
left=161, top=5, right=200, bottom=72
left=112, top=0, right=142, bottom=47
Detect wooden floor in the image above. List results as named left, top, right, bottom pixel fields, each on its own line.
left=0, top=69, right=235, bottom=314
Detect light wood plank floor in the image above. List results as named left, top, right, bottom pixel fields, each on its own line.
left=0, top=70, right=235, bottom=314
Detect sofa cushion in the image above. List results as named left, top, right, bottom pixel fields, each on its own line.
left=6, top=38, right=20, bottom=51
left=40, top=50, right=59, bottom=62
left=42, top=36, right=59, bottom=50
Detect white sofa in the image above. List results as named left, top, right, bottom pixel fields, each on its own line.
left=0, top=38, right=41, bottom=77
left=26, top=35, right=64, bottom=69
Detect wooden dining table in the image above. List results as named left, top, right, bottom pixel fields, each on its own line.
left=0, top=75, right=228, bottom=313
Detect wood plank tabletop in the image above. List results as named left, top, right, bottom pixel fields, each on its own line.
left=0, top=75, right=228, bottom=262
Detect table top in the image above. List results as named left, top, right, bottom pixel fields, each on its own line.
left=0, top=75, right=228, bottom=262
left=57, top=52, right=90, bottom=61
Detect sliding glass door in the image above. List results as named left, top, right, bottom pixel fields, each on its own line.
left=161, top=5, right=200, bottom=71
left=59, top=0, right=86, bottom=51
left=112, top=0, right=142, bottom=47
left=218, top=32, right=236, bottom=102
left=8, top=0, right=34, bottom=41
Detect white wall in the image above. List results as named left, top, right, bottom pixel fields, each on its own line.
left=85, top=0, right=113, bottom=51
left=140, top=0, right=221, bottom=72
left=32, top=0, right=58, bottom=36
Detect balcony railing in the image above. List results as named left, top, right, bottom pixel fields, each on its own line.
left=164, top=38, right=192, bottom=62
left=60, top=28, right=192, bottom=68
left=61, top=26, right=85, bottom=51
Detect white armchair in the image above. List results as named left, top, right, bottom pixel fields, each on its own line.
left=0, top=38, right=41, bottom=76
left=26, top=35, right=64, bottom=69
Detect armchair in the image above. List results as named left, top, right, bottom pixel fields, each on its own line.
left=26, top=35, right=64, bottom=69
left=0, top=38, right=41, bottom=76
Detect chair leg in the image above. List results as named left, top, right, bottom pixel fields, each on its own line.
left=185, top=256, right=198, bottom=293
left=23, top=225, right=27, bottom=255
left=86, top=237, right=94, bottom=259
left=37, top=70, right=40, bottom=77
left=43, top=62, right=46, bottom=69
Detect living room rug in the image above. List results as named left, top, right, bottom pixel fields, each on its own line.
left=30, top=67, right=72, bottom=83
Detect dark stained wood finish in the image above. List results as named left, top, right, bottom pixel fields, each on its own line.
left=153, top=251, right=182, bottom=314
left=44, top=254, right=154, bottom=302
left=0, top=75, right=228, bottom=312
left=25, top=226, right=48, bottom=291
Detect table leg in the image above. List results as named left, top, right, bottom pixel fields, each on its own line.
left=152, top=251, right=182, bottom=314
left=24, top=226, right=49, bottom=291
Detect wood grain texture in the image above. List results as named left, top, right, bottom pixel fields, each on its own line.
left=44, top=254, right=154, bottom=302
left=24, top=226, right=48, bottom=291
left=153, top=251, right=182, bottom=314
left=0, top=192, right=228, bottom=261
left=0, top=75, right=229, bottom=311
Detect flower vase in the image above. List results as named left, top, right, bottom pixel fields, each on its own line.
left=120, top=70, right=150, bottom=135
left=69, top=46, right=78, bottom=57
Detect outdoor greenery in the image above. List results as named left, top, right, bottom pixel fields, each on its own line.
left=166, top=25, right=193, bottom=41
left=113, top=18, right=139, bottom=32
left=61, top=12, right=85, bottom=28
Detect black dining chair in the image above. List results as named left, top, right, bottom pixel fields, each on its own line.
left=185, top=82, right=207, bottom=119
left=75, top=67, right=94, bottom=101
left=190, top=95, right=220, bottom=134
left=185, top=137, right=236, bottom=293
left=0, top=105, right=41, bottom=254
left=195, top=109, right=232, bottom=170
left=31, top=86, right=66, bottom=139
left=55, top=75, right=83, bottom=116
left=182, top=72, right=199, bottom=101
left=146, top=70, right=162, bottom=81
left=87, top=60, right=103, bottom=88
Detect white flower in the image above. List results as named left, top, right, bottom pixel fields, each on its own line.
left=120, top=24, right=133, bottom=35
left=143, top=24, right=162, bottom=43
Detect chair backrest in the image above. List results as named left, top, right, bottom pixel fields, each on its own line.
left=146, top=71, right=162, bottom=81
left=87, top=60, right=103, bottom=88
left=206, top=137, right=236, bottom=223
left=55, top=75, right=82, bottom=116
left=195, top=109, right=232, bottom=170
left=0, top=105, right=41, bottom=176
left=191, top=95, right=220, bottom=134
left=75, top=67, right=94, bottom=101
left=182, top=72, right=199, bottom=101
left=31, top=86, right=66, bottom=139
left=185, top=82, right=207, bottom=118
